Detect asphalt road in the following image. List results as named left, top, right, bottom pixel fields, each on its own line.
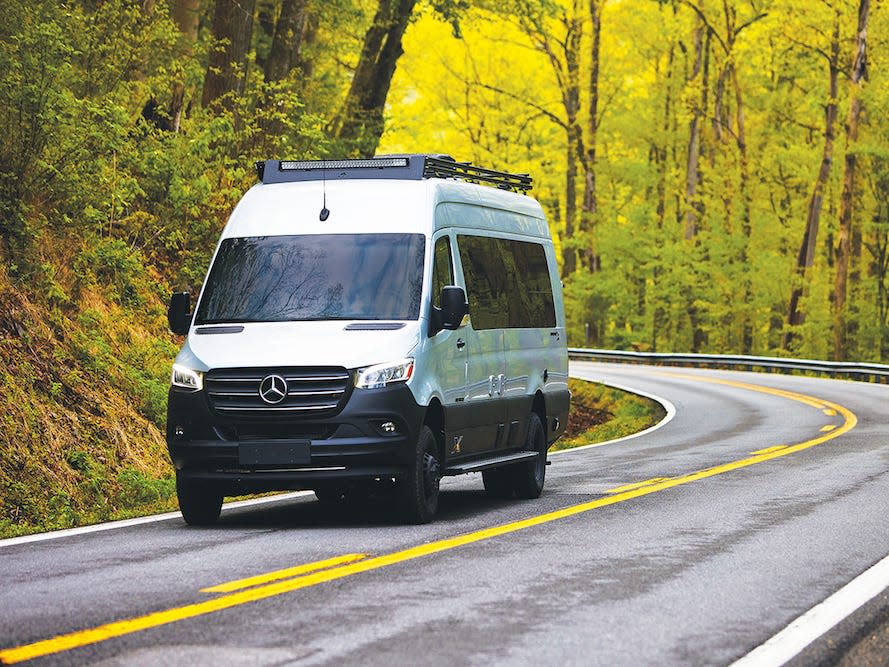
left=3, top=362, right=889, bottom=666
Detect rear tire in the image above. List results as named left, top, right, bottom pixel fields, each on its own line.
left=395, top=425, right=440, bottom=524
left=482, top=468, right=514, bottom=499
left=176, top=473, right=223, bottom=526
left=513, top=412, right=547, bottom=499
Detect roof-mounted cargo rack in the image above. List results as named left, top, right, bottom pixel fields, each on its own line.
left=254, top=154, right=533, bottom=193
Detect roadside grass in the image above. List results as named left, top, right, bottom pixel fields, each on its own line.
left=0, top=467, right=178, bottom=540
left=552, top=378, right=665, bottom=452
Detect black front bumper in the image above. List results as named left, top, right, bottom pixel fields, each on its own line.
left=166, top=383, right=425, bottom=495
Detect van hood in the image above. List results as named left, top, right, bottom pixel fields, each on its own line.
left=177, top=321, right=421, bottom=371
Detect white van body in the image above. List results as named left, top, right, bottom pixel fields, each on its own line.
left=167, top=156, right=570, bottom=524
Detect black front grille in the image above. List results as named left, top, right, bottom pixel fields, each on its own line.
left=205, top=367, right=351, bottom=417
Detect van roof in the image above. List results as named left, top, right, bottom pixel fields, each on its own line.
left=221, top=177, right=548, bottom=240
left=255, top=155, right=533, bottom=194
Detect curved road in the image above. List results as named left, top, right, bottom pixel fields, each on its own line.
left=2, top=362, right=889, bottom=665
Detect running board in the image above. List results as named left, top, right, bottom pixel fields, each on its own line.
left=443, top=451, right=539, bottom=476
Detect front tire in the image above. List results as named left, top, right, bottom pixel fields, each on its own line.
left=395, top=425, right=441, bottom=524
left=176, top=473, right=223, bottom=526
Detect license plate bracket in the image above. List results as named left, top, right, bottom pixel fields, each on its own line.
left=238, top=440, right=310, bottom=466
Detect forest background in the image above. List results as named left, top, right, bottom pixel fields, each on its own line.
left=0, top=0, right=885, bottom=535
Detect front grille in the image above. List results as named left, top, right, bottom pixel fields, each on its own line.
left=205, top=367, right=351, bottom=417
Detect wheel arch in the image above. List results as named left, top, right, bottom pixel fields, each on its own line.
left=532, top=390, right=547, bottom=425
left=423, top=397, right=446, bottom=462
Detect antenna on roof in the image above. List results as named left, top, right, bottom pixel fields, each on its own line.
left=319, top=160, right=330, bottom=221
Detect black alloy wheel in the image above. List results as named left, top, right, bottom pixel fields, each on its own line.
left=395, top=425, right=441, bottom=524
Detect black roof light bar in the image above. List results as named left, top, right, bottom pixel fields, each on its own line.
left=255, top=154, right=533, bottom=193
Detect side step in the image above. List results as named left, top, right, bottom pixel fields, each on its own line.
left=443, top=451, right=539, bottom=476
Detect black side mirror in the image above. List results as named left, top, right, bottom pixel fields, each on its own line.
left=440, top=286, right=468, bottom=330
left=168, top=292, right=192, bottom=335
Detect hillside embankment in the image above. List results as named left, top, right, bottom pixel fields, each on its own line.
left=0, top=243, right=178, bottom=538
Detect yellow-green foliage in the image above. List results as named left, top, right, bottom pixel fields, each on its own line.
left=381, top=1, right=889, bottom=361
left=552, top=378, right=665, bottom=452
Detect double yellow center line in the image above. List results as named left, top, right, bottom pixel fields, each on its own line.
left=0, top=374, right=857, bottom=664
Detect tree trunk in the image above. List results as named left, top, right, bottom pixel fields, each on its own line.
left=265, top=0, right=309, bottom=83
left=201, top=0, right=256, bottom=111
left=868, top=217, right=889, bottom=359
left=561, top=1, right=582, bottom=278
left=732, top=64, right=754, bottom=353
left=331, top=0, right=417, bottom=157
left=656, top=43, right=674, bottom=229
left=657, top=2, right=680, bottom=230
left=684, top=11, right=708, bottom=241
left=684, top=9, right=710, bottom=351
left=832, top=0, right=869, bottom=360
left=564, top=135, right=578, bottom=278
left=784, top=14, right=840, bottom=351
left=579, top=0, right=602, bottom=272
left=170, top=0, right=200, bottom=132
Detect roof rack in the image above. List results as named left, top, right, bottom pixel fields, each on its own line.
left=254, top=154, right=533, bottom=193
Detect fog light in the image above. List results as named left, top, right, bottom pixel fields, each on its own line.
left=381, top=421, right=397, bottom=434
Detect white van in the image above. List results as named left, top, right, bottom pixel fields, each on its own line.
left=166, top=155, right=569, bottom=524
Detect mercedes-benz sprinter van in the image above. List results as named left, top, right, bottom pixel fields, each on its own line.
left=166, top=155, right=569, bottom=524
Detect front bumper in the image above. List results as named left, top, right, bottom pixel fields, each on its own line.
left=166, top=383, right=425, bottom=495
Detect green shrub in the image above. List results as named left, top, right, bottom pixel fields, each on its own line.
left=116, top=468, right=174, bottom=506
left=74, top=238, right=149, bottom=307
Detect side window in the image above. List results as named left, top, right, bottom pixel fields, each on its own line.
left=458, top=235, right=555, bottom=330
left=457, top=235, right=508, bottom=330
left=431, top=235, right=453, bottom=309
left=507, top=240, right=556, bottom=328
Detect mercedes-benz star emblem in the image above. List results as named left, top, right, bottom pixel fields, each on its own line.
left=259, top=374, right=288, bottom=404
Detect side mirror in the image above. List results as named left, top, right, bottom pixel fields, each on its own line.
left=440, top=286, right=468, bottom=330
left=168, top=292, right=192, bottom=335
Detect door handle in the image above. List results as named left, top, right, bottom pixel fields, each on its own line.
left=550, top=331, right=560, bottom=340
left=456, top=338, right=465, bottom=349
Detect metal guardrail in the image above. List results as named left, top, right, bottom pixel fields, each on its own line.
left=568, top=348, right=889, bottom=383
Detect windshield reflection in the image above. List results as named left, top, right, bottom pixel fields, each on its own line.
left=195, top=233, right=426, bottom=324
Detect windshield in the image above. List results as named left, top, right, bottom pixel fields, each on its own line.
left=195, top=233, right=426, bottom=324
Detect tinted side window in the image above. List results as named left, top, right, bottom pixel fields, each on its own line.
left=431, top=236, right=453, bottom=309
left=457, top=235, right=555, bottom=330
left=457, top=235, right=507, bottom=330
left=508, top=240, right=556, bottom=328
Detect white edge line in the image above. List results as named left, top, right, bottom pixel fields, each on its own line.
left=730, top=553, right=889, bottom=666
left=3, top=372, right=673, bottom=548
left=550, top=373, right=677, bottom=455
left=0, top=491, right=314, bottom=549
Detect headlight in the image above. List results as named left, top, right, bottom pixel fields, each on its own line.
left=171, top=364, right=204, bottom=391
left=355, top=358, right=414, bottom=389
